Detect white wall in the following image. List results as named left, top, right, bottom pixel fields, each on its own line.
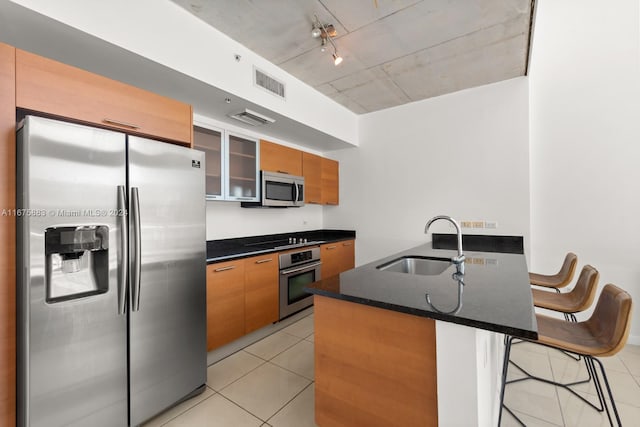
left=323, top=77, right=530, bottom=266
left=435, top=323, right=505, bottom=427
left=206, top=202, right=323, bottom=240
left=529, top=0, right=640, bottom=343
left=193, top=113, right=325, bottom=240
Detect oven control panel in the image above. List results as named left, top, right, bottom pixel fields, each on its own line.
left=279, top=247, right=321, bottom=269
left=291, top=250, right=313, bottom=265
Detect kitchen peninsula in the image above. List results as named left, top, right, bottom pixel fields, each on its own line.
left=305, top=242, right=537, bottom=427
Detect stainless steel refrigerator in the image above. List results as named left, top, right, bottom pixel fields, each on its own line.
left=16, top=115, right=207, bottom=427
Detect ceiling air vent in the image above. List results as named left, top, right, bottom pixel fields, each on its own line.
left=229, top=109, right=276, bottom=126
left=254, top=67, right=286, bottom=99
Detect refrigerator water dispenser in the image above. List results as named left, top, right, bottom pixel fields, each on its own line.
left=44, top=225, right=109, bottom=303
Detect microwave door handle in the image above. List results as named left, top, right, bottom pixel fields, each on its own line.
left=293, top=181, right=299, bottom=205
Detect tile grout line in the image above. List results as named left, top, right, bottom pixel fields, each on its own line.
left=264, top=357, right=315, bottom=382
left=214, top=391, right=269, bottom=424
left=244, top=331, right=305, bottom=362
left=265, top=381, right=315, bottom=425
left=156, top=390, right=218, bottom=427
left=215, top=362, right=313, bottom=423
left=550, top=354, right=568, bottom=427
left=210, top=353, right=268, bottom=393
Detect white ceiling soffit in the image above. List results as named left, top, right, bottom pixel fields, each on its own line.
left=172, top=0, right=534, bottom=114
left=0, top=0, right=354, bottom=151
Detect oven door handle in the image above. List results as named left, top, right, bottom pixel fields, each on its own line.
left=280, top=261, right=322, bottom=276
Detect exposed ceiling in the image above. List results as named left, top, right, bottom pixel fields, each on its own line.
left=172, top=0, right=534, bottom=114
left=0, top=0, right=353, bottom=151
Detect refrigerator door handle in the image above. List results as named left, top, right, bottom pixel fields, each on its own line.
left=117, top=186, right=128, bottom=315
left=131, top=187, right=142, bottom=312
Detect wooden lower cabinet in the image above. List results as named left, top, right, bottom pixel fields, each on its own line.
left=320, top=240, right=355, bottom=279
left=244, top=254, right=279, bottom=333
left=207, top=254, right=279, bottom=351
left=207, top=259, right=246, bottom=351
left=0, top=41, right=16, bottom=427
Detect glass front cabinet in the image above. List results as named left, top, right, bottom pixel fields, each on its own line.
left=193, top=123, right=259, bottom=201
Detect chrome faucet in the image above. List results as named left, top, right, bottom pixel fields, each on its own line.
left=424, top=215, right=465, bottom=265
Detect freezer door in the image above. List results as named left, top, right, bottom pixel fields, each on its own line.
left=16, top=116, right=128, bottom=427
left=127, top=136, right=206, bottom=425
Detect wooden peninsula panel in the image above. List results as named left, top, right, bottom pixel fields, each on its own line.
left=0, top=41, right=16, bottom=426
left=314, top=295, right=438, bottom=427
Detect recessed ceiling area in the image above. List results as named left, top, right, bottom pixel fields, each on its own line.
left=172, top=0, right=534, bottom=114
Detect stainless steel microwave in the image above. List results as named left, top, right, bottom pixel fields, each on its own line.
left=241, top=171, right=304, bottom=208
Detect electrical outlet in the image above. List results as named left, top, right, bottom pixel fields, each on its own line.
left=485, top=258, right=498, bottom=266
left=472, top=221, right=484, bottom=228
left=485, top=221, right=498, bottom=229
left=460, top=221, right=473, bottom=228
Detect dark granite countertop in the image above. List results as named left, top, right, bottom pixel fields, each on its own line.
left=305, top=243, right=537, bottom=339
left=207, top=229, right=355, bottom=263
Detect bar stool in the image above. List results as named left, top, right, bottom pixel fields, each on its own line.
left=533, top=264, right=599, bottom=323
left=529, top=252, right=578, bottom=293
left=499, top=284, right=633, bottom=427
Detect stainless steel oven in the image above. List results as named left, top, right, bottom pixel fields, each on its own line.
left=279, top=247, right=321, bottom=319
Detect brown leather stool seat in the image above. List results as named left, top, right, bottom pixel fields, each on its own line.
left=529, top=252, right=578, bottom=291
left=532, top=265, right=599, bottom=318
left=500, top=284, right=633, bottom=426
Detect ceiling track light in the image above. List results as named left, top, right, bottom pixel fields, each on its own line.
left=312, top=14, right=343, bottom=66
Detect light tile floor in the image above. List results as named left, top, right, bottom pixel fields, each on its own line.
left=144, top=312, right=640, bottom=426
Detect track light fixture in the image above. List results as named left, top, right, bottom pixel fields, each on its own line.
left=311, top=14, right=343, bottom=66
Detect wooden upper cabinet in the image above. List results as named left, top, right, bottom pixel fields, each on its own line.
left=302, top=152, right=322, bottom=204
left=15, top=49, right=192, bottom=146
left=0, top=41, right=16, bottom=427
left=321, top=158, right=339, bottom=205
left=260, top=139, right=302, bottom=175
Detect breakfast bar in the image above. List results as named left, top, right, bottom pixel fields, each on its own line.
left=305, top=243, right=537, bottom=427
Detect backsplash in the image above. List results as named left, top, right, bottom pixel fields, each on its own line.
left=205, top=201, right=323, bottom=240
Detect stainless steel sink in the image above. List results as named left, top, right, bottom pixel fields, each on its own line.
left=376, top=256, right=451, bottom=276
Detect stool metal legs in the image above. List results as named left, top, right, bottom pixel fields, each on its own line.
left=498, top=336, right=623, bottom=427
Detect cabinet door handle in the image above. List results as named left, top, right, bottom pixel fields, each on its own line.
left=103, top=118, right=141, bottom=130
left=343, top=242, right=353, bottom=246
left=326, top=245, right=337, bottom=250
left=214, top=265, right=236, bottom=272
left=255, top=258, right=273, bottom=264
